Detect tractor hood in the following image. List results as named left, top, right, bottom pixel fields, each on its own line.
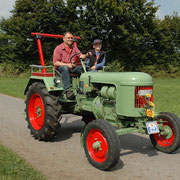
left=80, top=71, right=153, bottom=117
left=80, top=72, right=153, bottom=86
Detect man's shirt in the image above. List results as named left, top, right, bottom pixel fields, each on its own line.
left=53, top=43, right=81, bottom=69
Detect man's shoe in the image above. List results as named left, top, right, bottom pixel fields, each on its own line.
left=66, top=90, right=75, bottom=100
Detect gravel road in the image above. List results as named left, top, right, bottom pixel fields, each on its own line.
left=0, top=93, right=180, bottom=180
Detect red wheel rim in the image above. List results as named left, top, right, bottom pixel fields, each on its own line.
left=154, top=119, right=175, bottom=147
left=86, top=129, right=108, bottom=163
left=28, top=93, right=45, bottom=130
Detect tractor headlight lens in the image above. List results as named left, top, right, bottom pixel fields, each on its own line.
left=54, top=76, right=61, bottom=85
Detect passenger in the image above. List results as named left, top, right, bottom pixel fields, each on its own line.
left=86, top=39, right=106, bottom=72
left=53, top=32, right=89, bottom=100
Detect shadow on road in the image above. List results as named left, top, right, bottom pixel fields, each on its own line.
left=53, top=115, right=180, bottom=161
left=54, top=115, right=84, bottom=142
left=119, top=133, right=180, bottom=157
left=119, top=134, right=159, bottom=157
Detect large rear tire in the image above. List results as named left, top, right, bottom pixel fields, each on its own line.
left=25, top=82, right=62, bottom=141
left=150, top=112, right=180, bottom=153
left=83, top=119, right=120, bottom=170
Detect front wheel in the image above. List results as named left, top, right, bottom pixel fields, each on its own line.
left=83, top=119, right=121, bottom=170
left=150, top=112, right=180, bottom=153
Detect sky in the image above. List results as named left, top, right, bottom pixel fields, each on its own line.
left=0, top=0, right=180, bottom=19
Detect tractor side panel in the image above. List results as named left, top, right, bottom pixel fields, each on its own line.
left=24, top=76, right=63, bottom=95
left=116, top=85, right=142, bottom=117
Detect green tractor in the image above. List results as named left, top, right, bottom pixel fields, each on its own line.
left=24, top=33, right=180, bottom=170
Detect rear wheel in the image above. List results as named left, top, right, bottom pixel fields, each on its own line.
left=25, top=82, right=62, bottom=141
left=150, top=112, right=180, bottom=153
left=83, top=119, right=120, bottom=170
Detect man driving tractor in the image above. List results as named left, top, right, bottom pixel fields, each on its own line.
left=53, top=32, right=89, bottom=100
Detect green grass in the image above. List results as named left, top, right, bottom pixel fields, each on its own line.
left=0, top=75, right=29, bottom=99
left=0, top=145, right=46, bottom=180
left=153, top=78, right=180, bottom=118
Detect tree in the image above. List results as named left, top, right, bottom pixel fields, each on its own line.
left=0, top=0, right=179, bottom=75
left=147, top=13, right=180, bottom=74
left=0, top=0, right=72, bottom=72
left=66, top=0, right=159, bottom=71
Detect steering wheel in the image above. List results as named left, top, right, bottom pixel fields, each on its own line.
left=69, top=51, right=90, bottom=66
left=69, top=52, right=82, bottom=66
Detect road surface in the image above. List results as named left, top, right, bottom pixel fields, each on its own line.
left=0, top=93, right=180, bottom=180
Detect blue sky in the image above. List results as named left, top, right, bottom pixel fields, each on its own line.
left=148, top=0, right=180, bottom=19
left=0, top=0, right=180, bottom=19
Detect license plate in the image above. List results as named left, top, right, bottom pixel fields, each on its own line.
left=146, top=121, right=159, bottom=134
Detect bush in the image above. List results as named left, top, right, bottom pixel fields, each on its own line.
left=105, top=59, right=125, bottom=72
left=138, top=64, right=180, bottom=78
left=1, top=60, right=29, bottom=76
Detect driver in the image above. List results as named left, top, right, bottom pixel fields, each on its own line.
left=53, top=32, right=89, bottom=100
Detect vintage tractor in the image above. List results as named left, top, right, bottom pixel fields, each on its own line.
left=24, top=32, right=180, bottom=170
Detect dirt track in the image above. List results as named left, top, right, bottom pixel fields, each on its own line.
left=0, top=93, right=180, bottom=180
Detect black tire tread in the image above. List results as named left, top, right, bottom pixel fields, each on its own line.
left=25, top=82, right=62, bottom=141
left=150, top=112, right=180, bottom=153
left=83, top=119, right=120, bottom=170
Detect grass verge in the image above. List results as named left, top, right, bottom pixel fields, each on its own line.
left=0, top=75, right=46, bottom=180
left=0, top=145, right=46, bottom=180
left=153, top=78, right=180, bottom=118
left=0, top=75, right=29, bottom=99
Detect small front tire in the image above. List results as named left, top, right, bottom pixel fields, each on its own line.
left=150, top=112, right=180, bottom=153
left=83, top=119, right=121, bottom=170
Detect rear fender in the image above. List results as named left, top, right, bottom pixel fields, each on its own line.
left=24, top=77, right=63, bottom=95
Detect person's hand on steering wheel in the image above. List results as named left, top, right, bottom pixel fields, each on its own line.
left=70, top=51, right=91, bottom=67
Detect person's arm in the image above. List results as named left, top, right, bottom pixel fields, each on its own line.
left=95, top=55, right=106, bottom=69
left=86, top=58, right=90, bottom=66
left=77, top=48, right=92, bottom=59
left=53, top=61, right=69, bottom=67
left=80, top=52, right=92, bottom=59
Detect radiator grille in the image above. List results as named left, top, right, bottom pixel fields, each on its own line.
left=135, top=86, right=153, bottom=108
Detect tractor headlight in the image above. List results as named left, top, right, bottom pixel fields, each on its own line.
left=54, top=76, right=61, bottom=85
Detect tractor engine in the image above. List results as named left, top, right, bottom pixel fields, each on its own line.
left=78, top=72, right=153, bottom=121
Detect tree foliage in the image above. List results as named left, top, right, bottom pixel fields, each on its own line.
left=0, top=0, right=179, bottom=75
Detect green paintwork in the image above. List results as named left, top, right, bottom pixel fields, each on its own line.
left=160, top=126, right=173, bottom=139
left=25, top=67, right=155, bottom=137
left=92, top=141, right=102, bottom=150
left=115, top=128, right=139, bottom=135
left=24, top=75, right=63, bottom=95
left=35, top=105, right=42, bottom=118
left=80, top=71, right=153, bottom=87
left=80, top=71, right=153, bottom=117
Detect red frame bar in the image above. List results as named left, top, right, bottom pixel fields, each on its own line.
left=36, top=38, right=46, bottom=73
left=31, top=72, right=54, bottom=77
left=31, top=32, right=80, bottom=73
left=31, top=32, right=80, bottom=40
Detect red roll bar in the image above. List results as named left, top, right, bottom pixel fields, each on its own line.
left=31, top=32, right=80, bottom=73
